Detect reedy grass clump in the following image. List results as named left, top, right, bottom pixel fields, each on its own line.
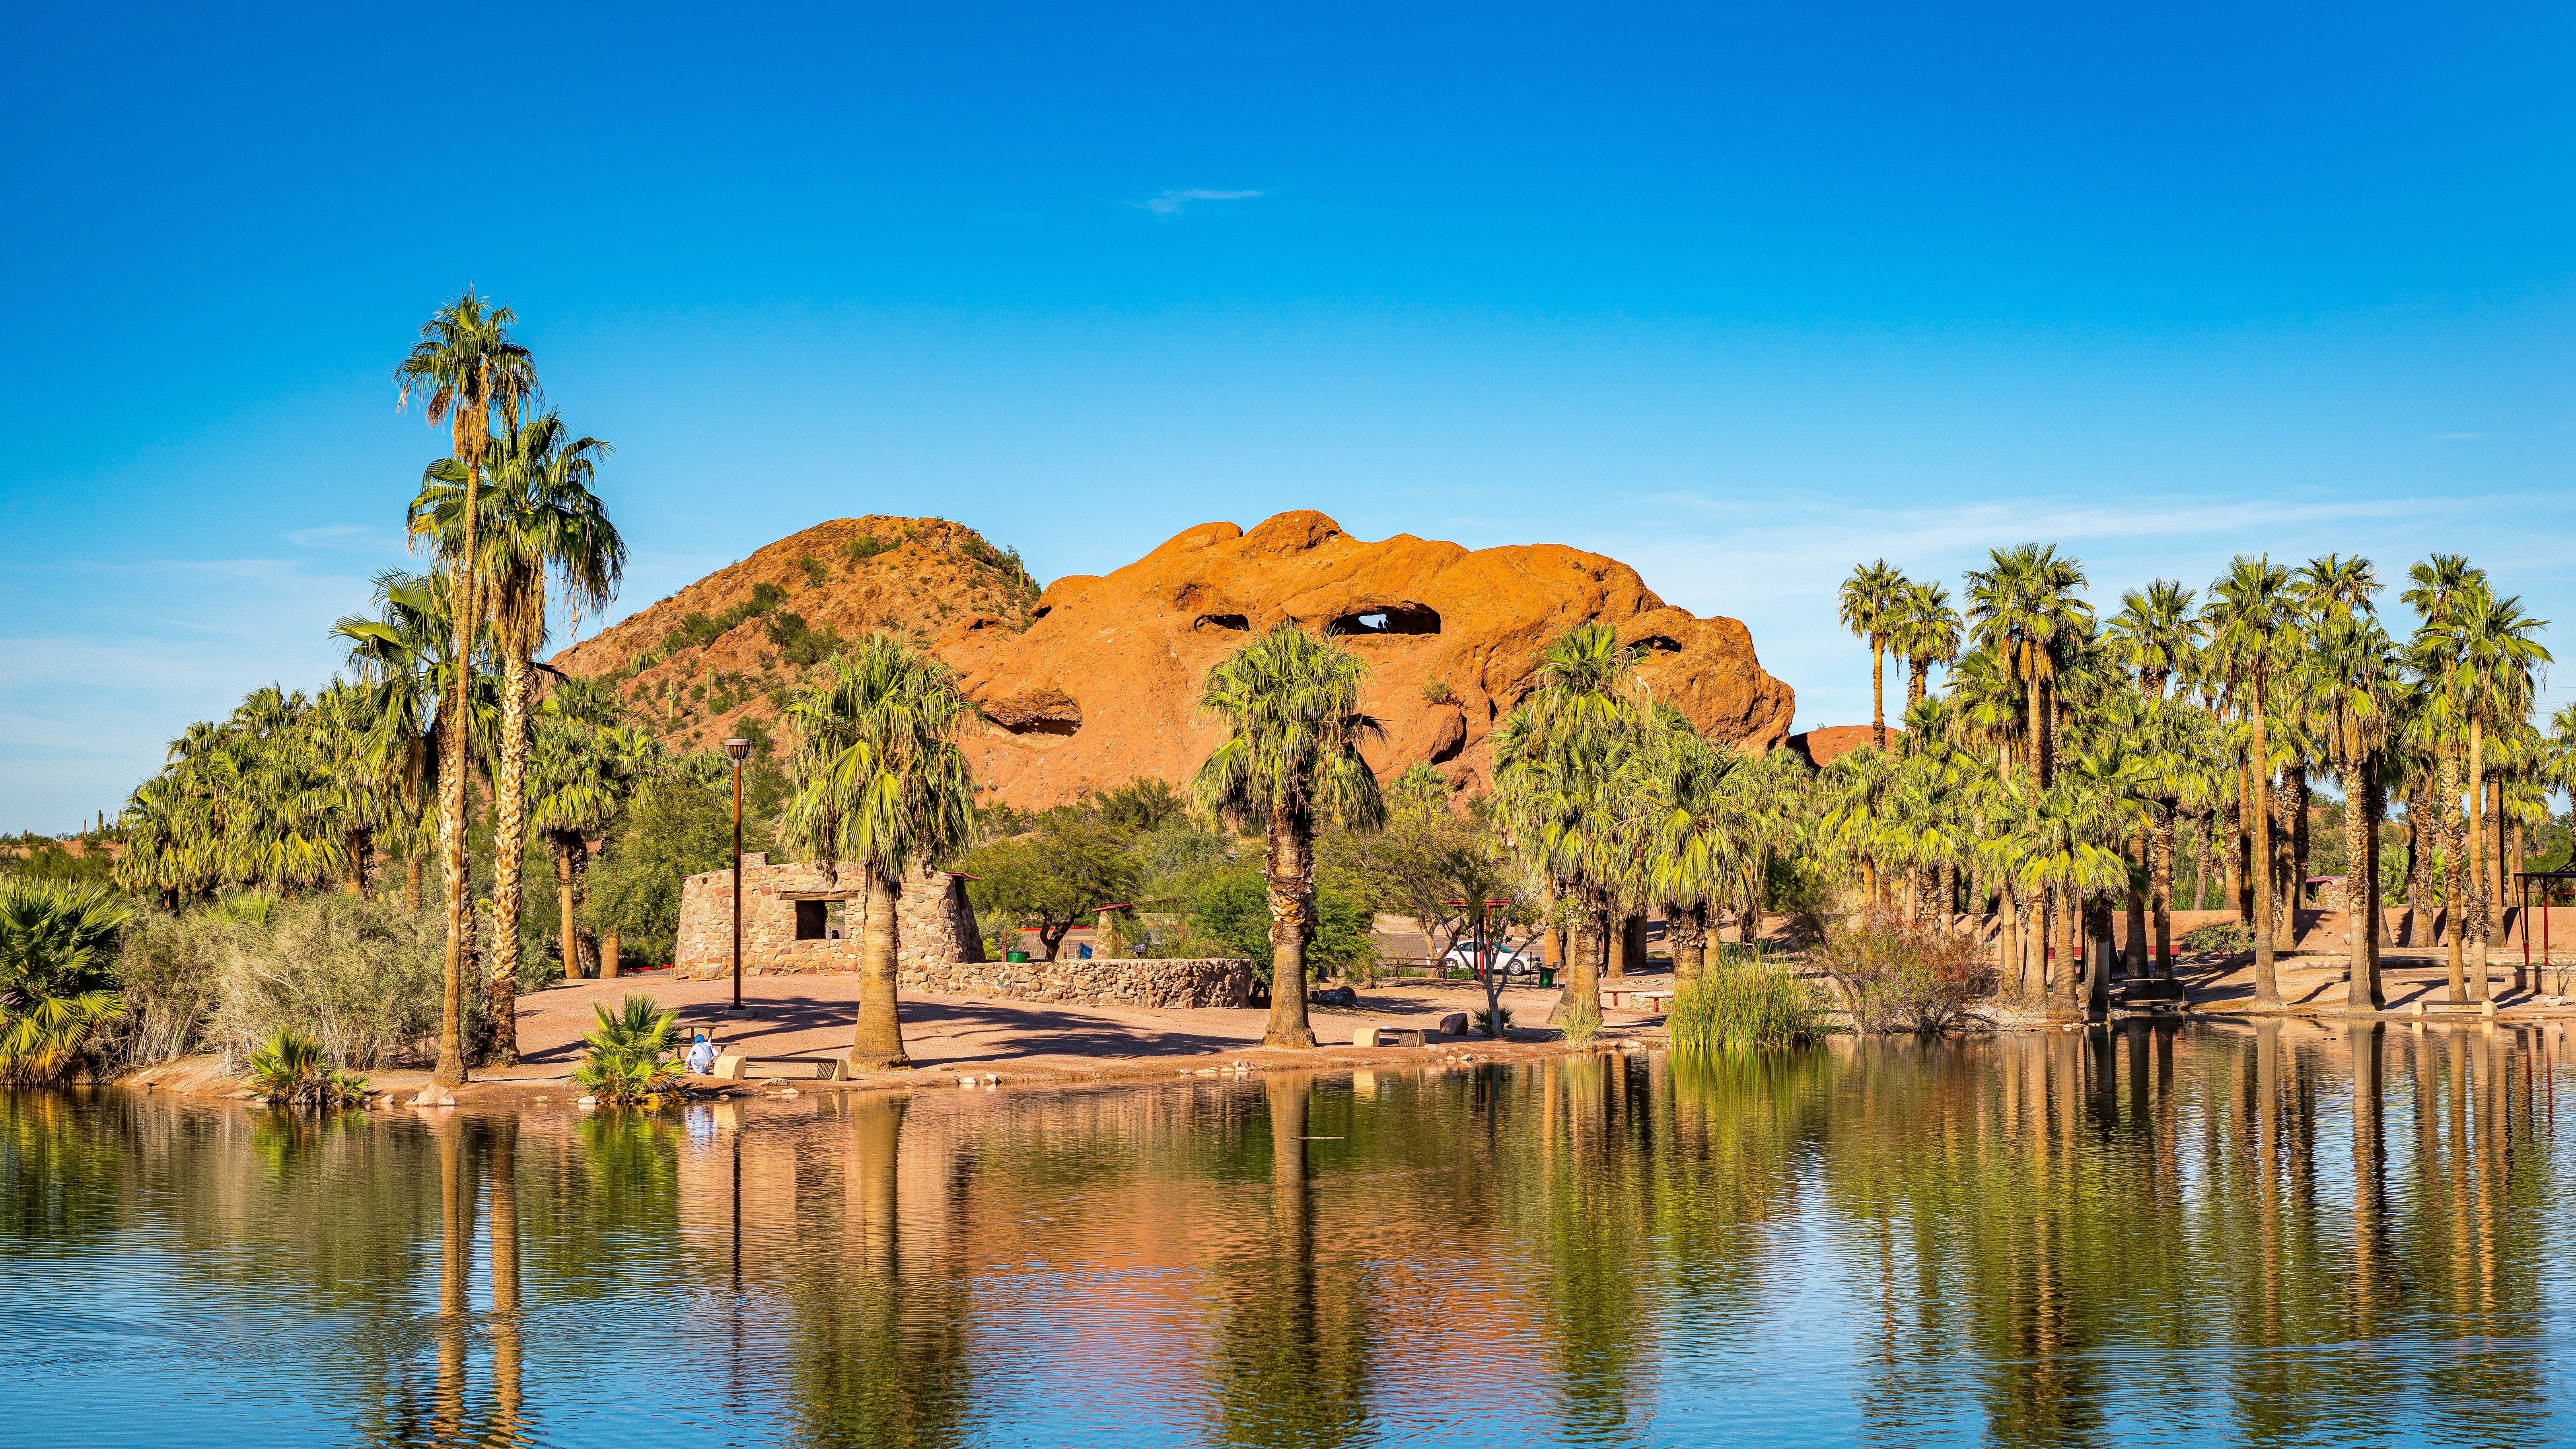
left=1669, top=951, right=1826, bottom=1050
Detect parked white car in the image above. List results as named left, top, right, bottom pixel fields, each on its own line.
left=1441, top=942, right=1544, bottom=976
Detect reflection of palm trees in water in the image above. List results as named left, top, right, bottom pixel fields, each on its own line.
left=784, top=1094, right=975, bottom=1449
left=1205, top=1073, right=1372, bottom=1449
left=426, top=1112, right=528, bottom=1449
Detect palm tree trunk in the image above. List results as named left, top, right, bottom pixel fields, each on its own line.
left=2249, top=699, right=2280, bottom=1007
left=1997, top=880, right=2020, bottom=991
left=406, top=856, right=424, bottom=913
left=1872, top=645, right=1887, bottom=752
left=2467, top=725, right=2489, bottom=1000
left=2229, top=786, right=2249, bottom=921
left=2344, top=759, right=2375, bottom=1014
left=2123, top=833, right=2148, bottom=976
left=486, top=651, right=531, bottom=1066
left=850, top=866, right=912, bottom=1068
left=553, top=837, right=579, bottom=980
left=2284, top=767, right=2310, bottom=952
left=1262, top=817, right=1318, bottom=1047
left=345, top=829, right=370, bottom=896
left=434, top=658, right=471, bottom=1088
left=2152, top=806, right=2177, bottom=979
left=1551, top=885, right=1607, bottom=1039
left=2400, top=787, right=2421, bottom=946
left=1669, top=902, right=1708, bottom=989
left=1907, top=659, right=1929, bottom=711
left=2051, top=885, right=2079, bottom=1017
left=2442, top=750, right=2466, bottom=1000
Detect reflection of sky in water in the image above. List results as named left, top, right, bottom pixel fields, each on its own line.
left=6, top=1025, right=2576, bottom=1447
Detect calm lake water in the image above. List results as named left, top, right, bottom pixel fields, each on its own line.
left=8, top=1023, right=2576, bottom=1447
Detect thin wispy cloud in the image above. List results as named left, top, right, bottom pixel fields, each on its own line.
left=2437, top=432, right=2492, bottom=441
left=286, top=523, right=400, bottom=551
left=1132, top=188, right=1263, bottom=217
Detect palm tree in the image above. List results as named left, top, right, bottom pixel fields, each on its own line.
left=782, top=636, right=979, bottom=1069
left=1840, top=561, right=1911, bottom=751
left=335, top=570, right=476, bottom=913
left=1637, top=720, right=1759, bottom=989
left=411, top=412, right=622, bottom=1064
left=2306, top=608, right=2396, bottom=1010
left=2401, top=555, right=2479, bottom=996
left=1964, top=544, right=2092, bottom=791
left=1889, top=581, right=1963, bottom=712
left=1191, top=622, right=1387, bottom=1048
left=397, top=293, right=537, bottom=1088
left=2104, top=580, right=2199, bottom=698
left=528, top=682, right=661, bottom=987
left=2440, top=582, right=2551, bottom=999
left=2201, top=555, right=2303, bottom=1009
left=1492, top=625, right=1652, bottom=1039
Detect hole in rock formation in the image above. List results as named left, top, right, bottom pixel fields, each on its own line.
left=1031, top=605, right=1052, bottom=620
left=1633, top=634, right=1683, bottom=654
left=1326, top=603, right=1441, bottom=637
left=980, top=689, right=1084, bottom=738
left=1194, top=613, right=1250, bottom=632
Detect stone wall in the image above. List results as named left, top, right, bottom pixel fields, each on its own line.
left=673, top=856, right=983, bottom=980
left=899, top=955, right=1253, bottom=1009
left=672, top=856, right=1251, bottom=1009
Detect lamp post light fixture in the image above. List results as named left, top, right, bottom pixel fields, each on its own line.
left=724, top=738, right=753, bottom=1017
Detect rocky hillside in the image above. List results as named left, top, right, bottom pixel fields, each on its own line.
left=552, top=510, right=1796, bottom=808
left=549, top=515, right=1039, bottom=752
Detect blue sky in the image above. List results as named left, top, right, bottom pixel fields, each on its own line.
left=4, top=2, right=2573, bottom=829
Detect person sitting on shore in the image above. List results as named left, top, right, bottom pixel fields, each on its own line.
left=684, top=1032, right=718, bottom=1075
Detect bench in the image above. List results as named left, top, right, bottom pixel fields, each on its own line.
left=1603, top=990, right=1674, bottom=1014
left=2408, top=998, right=2498, bottom=1018
left=710, top=1053, right=847, bottom=1081
left=1352, top=1027, right=1430, bottom=1048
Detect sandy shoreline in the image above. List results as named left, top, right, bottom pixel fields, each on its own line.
left=111, top=948, right=2576, bottom=1106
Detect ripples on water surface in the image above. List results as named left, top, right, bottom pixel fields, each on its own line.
left=7, top=1022, right=2576, bottom=1446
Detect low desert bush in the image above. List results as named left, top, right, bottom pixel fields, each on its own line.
left=1819, top=911, right=1997, bottom=1033
left=203, top=894, right=457, bottom=1071
left=1669, top=952, right=1825, bottom=1050
left=2180, top=920, right=2253, bottom=955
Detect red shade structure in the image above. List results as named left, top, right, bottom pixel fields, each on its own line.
left=2515, top=869, right=2576, bottom=995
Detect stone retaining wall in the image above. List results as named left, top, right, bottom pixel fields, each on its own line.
left=899, top=955, right=1254, bottom=1009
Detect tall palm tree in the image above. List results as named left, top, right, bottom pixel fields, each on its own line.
left=1965, top=544, right=2092, bottom=792
left=2440, top=583, right=2551, bottom=999
left=1889, top=581, right=1963, bottom=712
left=335, top=570, right=475, bottom=913
left=1191, top=622, right=1387, bottom=1048
left=2401, top=555, right=2479, bottom=996
left=2104, top=580, right=2198, bottom=698
left=1840, top=561, right=1911, bottom=751
left=2307, top=608, right=2396, bottom=1011
left=397, top=293, right=537, bottom=1088
left=780, top=636, right=979, bottom=1070
left=411, top=412, right=622, bottom=1064
left=2201, top=555, right=2303, bottom=1009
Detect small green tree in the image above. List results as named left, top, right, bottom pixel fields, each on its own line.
left=961, top=809, right=1144, bottom=959
left=0, top=880, right=131, bottom=1081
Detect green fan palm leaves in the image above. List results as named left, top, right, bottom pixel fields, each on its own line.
left=2104, top=579, right=2199, bottom=698
left=781, top=636, right=979, bottom=1069
left=0, top=881, right=131, bottom=1081
left=412, top=412, right=623, bottom=1064
left=2013, top=782, right=2130, bottom=1018
left=397, top=292, right=538, bottom=1088
left=1965, top=543, right=2092, bottom=789
left=1886, top=581, right=1963, bottom=711
left=1189, top=622, right=1386, bottom=1048
left=1840, top=560, right=1911, bottom=751
left=574, top=993, right=681, bottom=1105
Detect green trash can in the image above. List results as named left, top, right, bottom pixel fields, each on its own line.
left=1536, top=967, right=1557, bottom=989
left=1005, top=950, right=1030, bottom=963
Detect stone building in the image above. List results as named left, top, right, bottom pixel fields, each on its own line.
left=673, top=855, right=1251, bottom=1009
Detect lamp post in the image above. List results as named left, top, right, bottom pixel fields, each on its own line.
left=724, top=738, right=752, bottom=1016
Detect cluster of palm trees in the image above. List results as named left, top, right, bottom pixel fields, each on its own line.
left=121, top=294, right=634, bottom=1080
left=1824, top=546, right=2565, bottom=1018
